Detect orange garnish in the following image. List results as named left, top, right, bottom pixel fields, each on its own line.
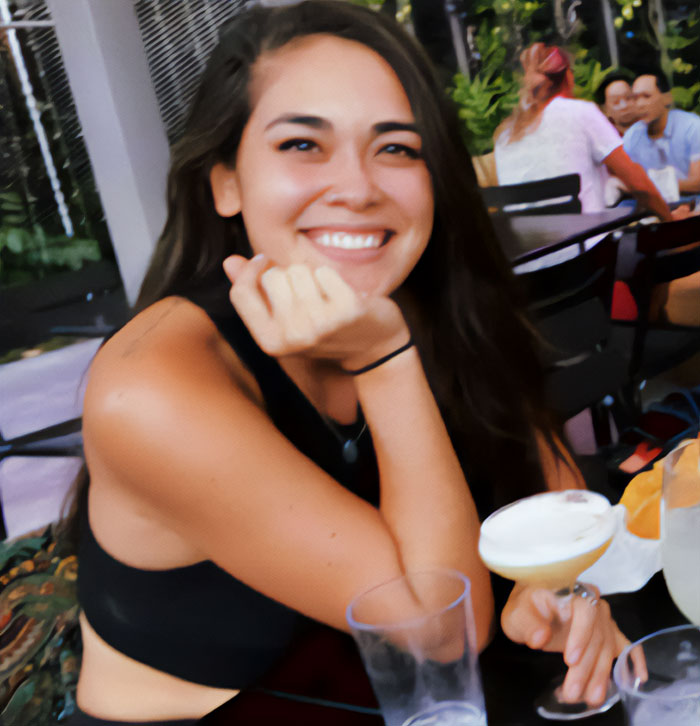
left=619, top=461, right=663, bottom=539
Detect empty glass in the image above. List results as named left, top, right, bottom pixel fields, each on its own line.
left=346, top=569, right=487, bottom=726
left=613, top=624, right=700, bottom=725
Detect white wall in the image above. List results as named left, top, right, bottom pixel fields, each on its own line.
left=47, top=0, right=170, bottom=305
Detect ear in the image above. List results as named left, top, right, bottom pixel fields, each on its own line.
left=209, top=162, right=242, bottom=217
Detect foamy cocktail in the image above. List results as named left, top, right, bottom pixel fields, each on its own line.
left=479, top=491, right=616, bottom=591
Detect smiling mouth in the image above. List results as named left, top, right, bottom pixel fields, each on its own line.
left=306, top=230, right=393, bottom=250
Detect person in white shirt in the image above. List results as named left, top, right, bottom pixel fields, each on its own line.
left=494, top=43, right=670, bottom=219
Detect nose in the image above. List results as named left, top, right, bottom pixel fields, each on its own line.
left=322, top=149, right=382, bottom=210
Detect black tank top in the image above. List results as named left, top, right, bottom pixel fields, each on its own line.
left=78, top=284, right=379, bottom=689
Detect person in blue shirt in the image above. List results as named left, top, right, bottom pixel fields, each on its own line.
left=623, top=71, right=700, bottom=199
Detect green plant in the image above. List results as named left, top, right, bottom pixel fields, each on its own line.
left=572, top=53, right=616, bottom=101
left=0, top=192, right=100, bottom=285
left=450, top=19, right=521, bottom=156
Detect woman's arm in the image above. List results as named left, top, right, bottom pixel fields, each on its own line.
left=603, top=147, right=672, bottom=221
left=678, top=159, right=700, bottom=195
left=83, top=265, right=493, bottom=648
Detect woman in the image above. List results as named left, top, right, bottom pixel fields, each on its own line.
left=494, top=43, right=672, bottom=221
left=69, top=3, right=628, bottom=724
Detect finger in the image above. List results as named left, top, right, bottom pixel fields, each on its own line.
left=502, top=587, right=556, bottom=648
left=564, top=587, right=601, bottom=666
left=560, top=621, right=604, bottom=703
left=229, top=254, right=273, bottom=323
left=581, top=626, right=616, bottom=707
left=260, top=267, right=314, bottom=348
left=313, top=266, right=359, bottom=320
left=223, top=254, right=251, bottom=284
left=627, top=641, right=649, bottom=683
left=286, top=265, right=328, bottom=331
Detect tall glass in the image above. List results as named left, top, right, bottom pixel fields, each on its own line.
left=613, top=624, right=700, bottom=725
left=661, top=439, right=700, bottom=625
left=479, top=490, right=618, bottom=720
left=347, top=569, right=487, bottom=726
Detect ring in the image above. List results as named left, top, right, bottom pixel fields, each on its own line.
left=573, top=583, right=599, bottom=606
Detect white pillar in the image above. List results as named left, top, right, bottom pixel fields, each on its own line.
left=46, top=0, right=170, bottom=305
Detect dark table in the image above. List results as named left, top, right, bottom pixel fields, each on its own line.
left=202, top=572, right=689, bottom=725
left=493, top=208, right=645, bottom=266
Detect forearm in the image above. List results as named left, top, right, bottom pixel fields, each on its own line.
left=678, top=177, right=700, bottom=194
left=354, top=346, right=494, bottom=648
left=627, top=181, right=672, bottom=221
left=604, top=147, right=671, bottom=221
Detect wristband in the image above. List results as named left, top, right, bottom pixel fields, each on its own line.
left=344, top=338, right=414, bottom=375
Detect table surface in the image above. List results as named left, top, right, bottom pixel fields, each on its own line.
left=201, top=572, right=690, bottom=725
left=494, top=208, right=645, bottom=265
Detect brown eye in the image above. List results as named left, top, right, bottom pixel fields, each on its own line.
left=380, top=143, right=421, bottom=159
left=278, top=138, right=319, bottom=152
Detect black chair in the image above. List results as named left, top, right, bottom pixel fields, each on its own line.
left=0, top=418, right=83, bottom=539
left=0, top=259, right=128, bottom=355
left=518, top=232, right=631, bottom=447
left=612, top=215, right=700, bottom=383
left=481, top=174, right=581, bottom=216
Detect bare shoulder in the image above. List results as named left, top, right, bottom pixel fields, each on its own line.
left=86, top=296, right=259, bottom=410
left=83, top=296, right=262, bottom=479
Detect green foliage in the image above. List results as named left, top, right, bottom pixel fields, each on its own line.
left=449, top=19, right=520, bottom=156
left=572, top=55, right=616, bottom=101
left=0, top=191, right=101, bottom=285
left=672, top=82, right=700, bottom=115
left=451, top=71, right=519, bottom=156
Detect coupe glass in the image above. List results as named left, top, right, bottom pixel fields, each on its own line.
left=479, top=490, right=618, bottom=720
left=661, top=438, right=700, bottom=625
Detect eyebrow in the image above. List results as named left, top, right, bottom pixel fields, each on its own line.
left=264, top=115, right=419, bottom=136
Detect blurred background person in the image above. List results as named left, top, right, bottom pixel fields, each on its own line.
left=494, top=43, right=670, bottom=221
left=624, top=70, right=700, bottom=201
left=596, top=72, right=639, bottom=137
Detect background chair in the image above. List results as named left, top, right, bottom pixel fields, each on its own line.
left=612, top=215, right=700, bottom=385
left=518, top=232, right=631, bottom=447
left=481, top=173, right=581, bottom=216
left=0, top=418, right=83, bottom=540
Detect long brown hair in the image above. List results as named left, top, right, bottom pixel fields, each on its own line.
left=496, top=42, right=572, bottom=145
left=66, top=1, right=561, bottom=534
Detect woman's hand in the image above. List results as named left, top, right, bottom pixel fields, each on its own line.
left=223, top=254, right=410, bottom=370
left=501, top=583, right=629, bottom=706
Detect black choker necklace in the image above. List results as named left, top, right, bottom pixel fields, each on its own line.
left=320, top=412, right=367, bottom=464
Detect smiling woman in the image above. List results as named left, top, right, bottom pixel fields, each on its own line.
left=62, top=2, right=631, bottom=724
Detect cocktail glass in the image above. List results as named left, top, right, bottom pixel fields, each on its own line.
left=661, top=438, right=700, bottom=625
left=478, top=490, right=618, bottom=720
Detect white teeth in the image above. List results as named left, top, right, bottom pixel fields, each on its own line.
left=315, top=232, right=381, bottom=250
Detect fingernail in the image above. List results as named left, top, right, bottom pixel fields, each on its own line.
left=252, top=253, right=265, bottom=262
left=590, top=685, right=605, bottom=704
left=531, top=628, right=548, bottom=647
left=564, top=680, right=582, bottom=701
left=566, top=647, right=581, bottom=665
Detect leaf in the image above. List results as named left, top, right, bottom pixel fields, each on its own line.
left=5, top=228, right=29, bottom=254
left=663, top=34, right=696, bottom=50
left=2, top=214, right=27, bottom=226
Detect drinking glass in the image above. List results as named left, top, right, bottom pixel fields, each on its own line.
left=613, top=624, right=700, bottom=725
left=479, top=490, right=618, bottom=720
left=662, top=438, right=700, bottom=625
left=346, top=569, right=487, bottom=726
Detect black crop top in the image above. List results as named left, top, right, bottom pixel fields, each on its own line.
left=78, top=283, right=379, bottom=689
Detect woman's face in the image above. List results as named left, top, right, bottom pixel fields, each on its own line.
left=210, top=34, right=434, bottom=296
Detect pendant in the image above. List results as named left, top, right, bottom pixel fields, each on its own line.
left=342, top=439, right=359, bottom=464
